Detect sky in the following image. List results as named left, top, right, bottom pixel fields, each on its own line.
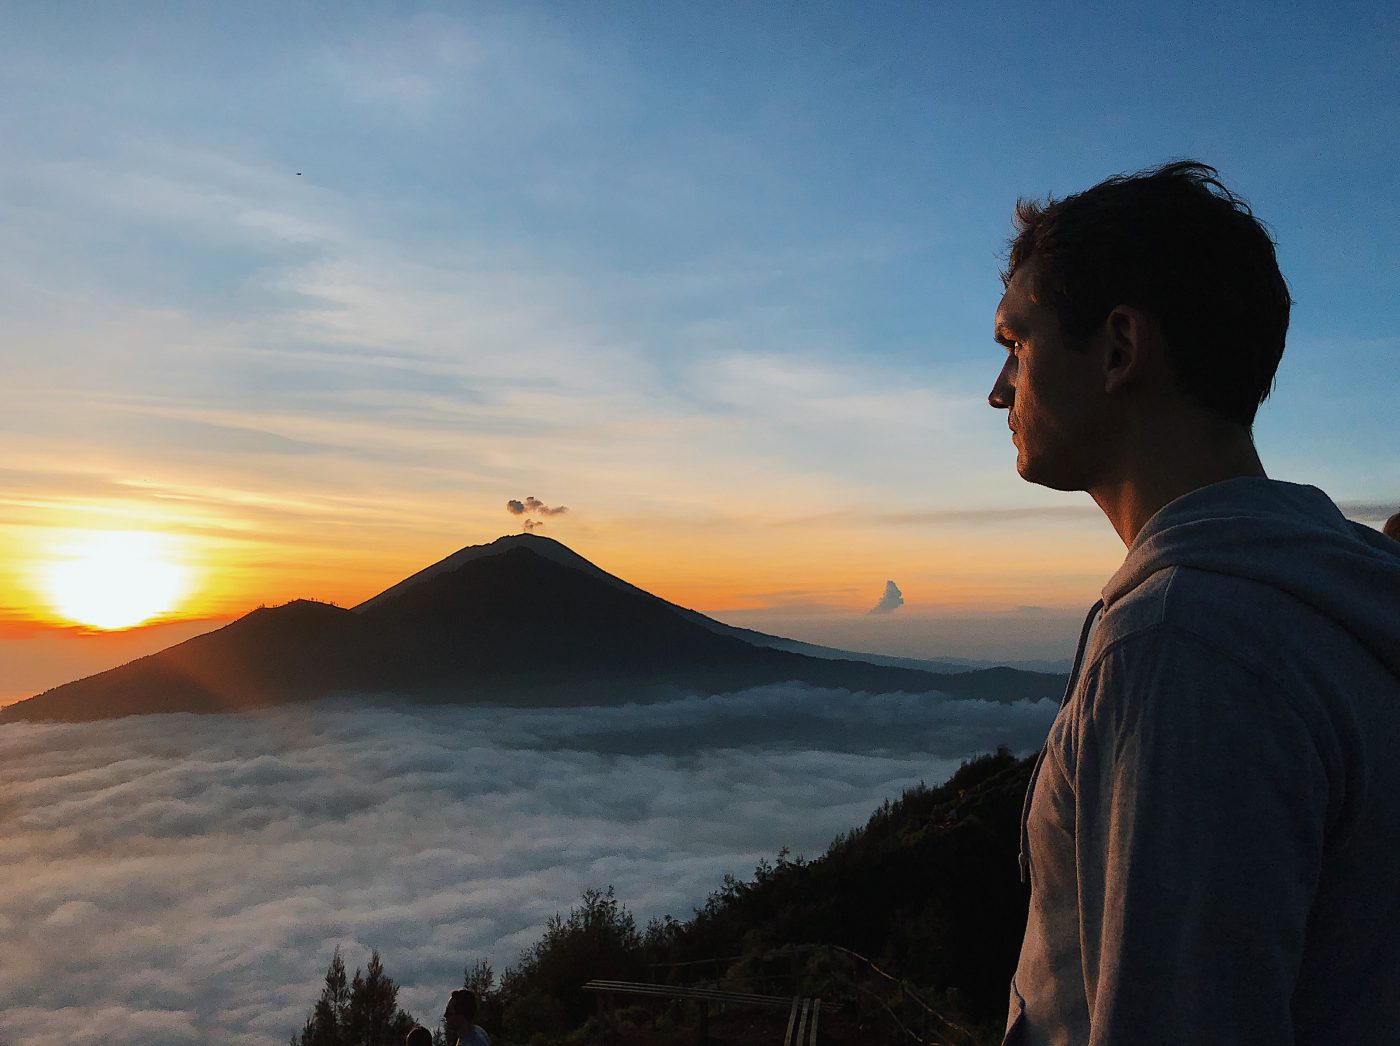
left=2, top=1, right=1398, bottom=700
left=0, top=689, right=1058, bottom=1043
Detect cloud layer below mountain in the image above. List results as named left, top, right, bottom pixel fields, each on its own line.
left=0, top=686, right=1055, bottom=1043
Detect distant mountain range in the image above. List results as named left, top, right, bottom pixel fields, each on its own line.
left=3, top=535, right=1069, bottom=722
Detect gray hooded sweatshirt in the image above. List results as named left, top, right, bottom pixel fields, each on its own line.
left=1005, top=478, right=1400, bottom=1045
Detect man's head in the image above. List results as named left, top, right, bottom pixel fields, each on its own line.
left=444, top=988, right=478, bottom=1041
left=1384, top=513, right=1400, bottom=541
left=999, top=160, right=1291, bottom=427
left=406, top=1027, right=433, bottom=1046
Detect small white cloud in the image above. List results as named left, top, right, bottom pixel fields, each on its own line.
left=868, top=579, right=904, bottom=615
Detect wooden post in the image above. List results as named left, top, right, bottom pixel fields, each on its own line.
left=783, top=996, right=801, bottom=1046
left=795, top=998, right=811, bottom=1044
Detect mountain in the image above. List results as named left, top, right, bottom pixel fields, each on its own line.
left=3, top=535, right=1068, bottom=722
left=702, top=627, right=1071, bottom=675
left=359, top=536, right=1072, bottom=673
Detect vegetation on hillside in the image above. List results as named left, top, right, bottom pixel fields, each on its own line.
left=292, top=948, right=419, bottom=1046
left=294, top=749, right=1034, bottom=1044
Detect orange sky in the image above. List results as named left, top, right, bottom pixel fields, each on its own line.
left=3, top=494, right=1122, bottom=621
left=1, top=497, right=1132, bottom=705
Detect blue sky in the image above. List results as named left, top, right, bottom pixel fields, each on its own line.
left=1, top=1, right=1397, bottom=692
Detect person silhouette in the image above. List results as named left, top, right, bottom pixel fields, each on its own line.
left=406, top=1027, right=433, bottom=1046
left=987, top=160, right=1400, bottom=1045
left=443, top=988, right=490, bottom=1046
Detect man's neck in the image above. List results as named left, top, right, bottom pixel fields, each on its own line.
left=1088, top=418, right=1266, bottom=547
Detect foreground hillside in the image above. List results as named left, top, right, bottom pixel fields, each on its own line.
left=296, top=749, right=1034, bottom=1045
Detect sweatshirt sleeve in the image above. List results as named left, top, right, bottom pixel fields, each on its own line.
left=1071, top=627, right=1328, bottom=1045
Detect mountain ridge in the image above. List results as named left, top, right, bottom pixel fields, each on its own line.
left=4, top=536, right=1069, bottom=722
left=359, top=535, right=1069, bottom=674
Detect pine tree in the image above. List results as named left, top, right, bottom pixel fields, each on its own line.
left=346, top=949, right=417, bottom=1046
left=295, top=946, right=417, bottom=1046
left=463, top=958, right=495, bottom=997
left=462, top=958, right=501, bottom=1031
left=297, top=948, right=350, bottom=1046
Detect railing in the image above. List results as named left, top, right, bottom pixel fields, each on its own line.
left=582, top=978, right=827, bottom=1045
left=635, top=942, right=981, bottom=1046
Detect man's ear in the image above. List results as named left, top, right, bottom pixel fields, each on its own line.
left=1100, top=305, right=1159, bottom=395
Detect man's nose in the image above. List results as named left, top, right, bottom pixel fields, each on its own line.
left=988, top=364, right=1014, bottom=409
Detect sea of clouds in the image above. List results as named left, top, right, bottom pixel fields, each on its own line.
left=0, top=685, right=1056, bottom=1044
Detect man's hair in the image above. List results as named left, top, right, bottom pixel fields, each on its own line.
left=1004, top=160, right=1291, bottom=426
left=447, top=987, right=478, bottom=1019
left=406, top=1027, right=433, bottom=1046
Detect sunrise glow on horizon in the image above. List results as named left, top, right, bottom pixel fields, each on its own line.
left=2, top=2, right=1396, bottom=704
left=38, top=529, right=192, bottom=630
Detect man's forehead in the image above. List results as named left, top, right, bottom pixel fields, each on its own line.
left=995, top=261, right=1043, bottom=329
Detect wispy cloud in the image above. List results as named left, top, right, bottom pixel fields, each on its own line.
left=1338, top=501, right=1400, bottom=524
left=875, top=505, right=1104, bottom=526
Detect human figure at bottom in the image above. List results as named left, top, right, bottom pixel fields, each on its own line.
left=405, top=1027, right=433, bottom=1046
left=444, top=988, right=491, bottom=1046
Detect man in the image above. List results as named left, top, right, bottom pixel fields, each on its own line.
left=988, top=161, right=1400, bottom=1045
left=444, top=988, right=490, bottom=1046
left=1385, top=511, right=1400, bottom=540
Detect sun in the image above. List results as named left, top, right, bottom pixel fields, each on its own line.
left=41, top=531, right=191, bottom=630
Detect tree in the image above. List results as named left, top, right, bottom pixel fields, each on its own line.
left=296, top=947, right=417, bottom=1046
left=463, top=957, right=495, bottom=997
left=297, top=948, right=350, bottom=1046
left=459, top=958, right=503, bottom=1033
left=347, top=950, right=417, bottom=1046
left=499, top=886, right=646, bottom=1037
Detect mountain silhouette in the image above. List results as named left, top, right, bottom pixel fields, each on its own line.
left=3, top=535, right=1068, bottom=722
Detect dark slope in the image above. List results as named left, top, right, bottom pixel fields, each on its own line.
left=468, top=749, right=1037, bottom=1044
left=667, top=750, right=1035, bottom=1022
left=353, top=546, right=1033, bottom=703
left=358, top=535, right=1072, bottom=674
left=5, top=541, right=1068, bottom=722
left=352, top=532, right=621, bottom=611
left=5, top=600, right=368, bottom=721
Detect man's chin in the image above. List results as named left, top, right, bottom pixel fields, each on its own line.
left=1015, top=456, right=1083, bottom=493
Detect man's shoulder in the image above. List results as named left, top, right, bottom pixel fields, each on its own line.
left=1083, top=565, right=1315, bottom=700
left=1095, top=563, right=1302, bottom=651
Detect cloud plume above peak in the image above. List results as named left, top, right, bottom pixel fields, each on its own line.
left=506, top=497, right=568, bottom=517
left=507, top=496, right=568, bottom=532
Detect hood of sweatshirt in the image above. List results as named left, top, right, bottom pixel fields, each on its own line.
left=1102, top=477, right=1400, bottom=679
